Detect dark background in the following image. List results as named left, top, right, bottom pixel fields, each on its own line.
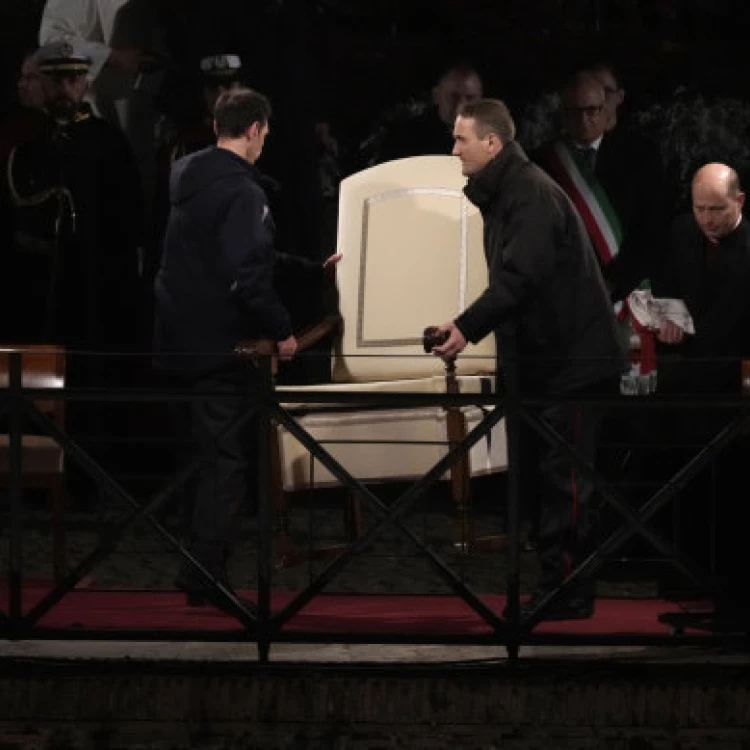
left=3, top=1, right=750, bottom=134
left=3, top=0, right=750, bottom=219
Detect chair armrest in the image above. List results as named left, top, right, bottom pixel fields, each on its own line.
left=234, top=314, right=342, bottom=373
left=234, top=338, right=278, bottom=374
left=296, top=314, right=342, bottom=353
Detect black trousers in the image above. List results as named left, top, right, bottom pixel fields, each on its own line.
left=520, top=378, right=616, bottom=593
left=172, top=368, right=260, bottom=582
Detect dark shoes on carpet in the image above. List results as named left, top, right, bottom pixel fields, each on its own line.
left=504, top=587, right=595, bottom=621
left=174, top=571, right=258, bottom=618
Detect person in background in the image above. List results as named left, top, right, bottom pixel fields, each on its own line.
left=169, top=53, right=245, bottom=162
left=0, top=52, right=48, bottom=163
left=370, top=61, right=484, bottom=164
left=0, top=40, right=145, bottom=504
left=39, top=0, right=164, bottom=209
left=533, top=71, right=667, bottom=305
left=0, top=40, right=143, bottom=354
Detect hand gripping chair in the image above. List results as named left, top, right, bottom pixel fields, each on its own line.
left=245, top=156, right=509, bottom=566
left=0, top=345, right=67, bottom=582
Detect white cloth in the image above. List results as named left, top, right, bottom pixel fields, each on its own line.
left=627, top=289, right=695, bottom=335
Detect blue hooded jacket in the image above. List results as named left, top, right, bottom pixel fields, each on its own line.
left=153, top=146, right=292, bottom=376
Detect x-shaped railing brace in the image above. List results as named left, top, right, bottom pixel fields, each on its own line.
left=268, top=400, right=508, bottom=637
left=514, top=397, right=750, bottom=633
left=2, top=390, right=261, bottom=633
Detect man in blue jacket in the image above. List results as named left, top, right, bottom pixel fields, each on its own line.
left=153, top=87, right=300, bottom=616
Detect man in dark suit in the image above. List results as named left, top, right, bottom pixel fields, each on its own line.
left=533, top=71, right=667, bottom=304
left=654, top=163, right=750, bottom=619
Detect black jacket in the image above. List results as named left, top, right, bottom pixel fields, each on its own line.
left=455, top=141, right=626, bottom=395
left=0, top=106, right=143, bottom=351
left=654, top=215, right=750, bottom=394
left=153, top=146, right=293, bottom=376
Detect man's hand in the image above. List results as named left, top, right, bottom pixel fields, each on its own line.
left=657, top=319, right=686, bottom=345
left=277, top=335, right=298, bottom=361
left=431, top=322, right=467, bottom=361
left=323, top=252, right=342, bottom=270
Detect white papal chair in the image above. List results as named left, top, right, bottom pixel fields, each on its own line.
left=240, top=156, right=508, bottom=566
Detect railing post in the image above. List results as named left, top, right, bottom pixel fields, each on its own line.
left=7, top=351, right=24, bottom=632
left=502, top=340, right=523, bottom=662
left=255, top=352, right=274, bottom=662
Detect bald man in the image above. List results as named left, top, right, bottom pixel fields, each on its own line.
left=656, top=162, right=750, bottom=393
left=653, top=163, right=750, bottom=619
left=533, top=71, right=667, bottom=304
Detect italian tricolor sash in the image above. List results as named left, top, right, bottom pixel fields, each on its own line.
left=544, top=141, right=623, bottom=266
left=544, top=141, right=656, bottom=380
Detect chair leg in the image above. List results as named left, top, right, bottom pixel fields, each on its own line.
left=446, top=406, right=506, bottom=554
left=269, top=420, right=301, bottom=569
left=344, top=491, right=364, bottom=541
left=50, top=476, right=66, bottom=583
left=270, top=421, right=364, bottom=569
left=446, top=406, right=476, bottom=552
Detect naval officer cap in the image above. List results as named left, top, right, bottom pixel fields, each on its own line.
left=33, top=40, right=92, bottom=75
left=200, top=54, right=243, bottom=79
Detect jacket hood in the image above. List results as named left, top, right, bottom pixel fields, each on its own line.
left=169, top=146, right=256, bottom=205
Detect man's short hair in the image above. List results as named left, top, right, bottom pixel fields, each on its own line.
left=458, top=98, right=516, bottom=143
left=214, top=87, right=272, bottom=139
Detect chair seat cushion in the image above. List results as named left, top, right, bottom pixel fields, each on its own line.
left=0, top=434, right=64, bottom=474
left=276, top=376, right=506, bottom=491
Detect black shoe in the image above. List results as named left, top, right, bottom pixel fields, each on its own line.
left=175, top=573, right=258, bottom=618
left=504, top=589, right=595, bottom=621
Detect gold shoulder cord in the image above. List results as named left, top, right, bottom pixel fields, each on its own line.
left=7, top=145, right=77, bottom=232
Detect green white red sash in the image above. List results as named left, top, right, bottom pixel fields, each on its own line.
left=544, top=141, right=656, bottom=379
left=544, top=141, right=623, bottom=266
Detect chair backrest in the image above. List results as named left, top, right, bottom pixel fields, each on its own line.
left=0, top=345, right=66, bottom=425
left=332, top=155, right=495, bottom=383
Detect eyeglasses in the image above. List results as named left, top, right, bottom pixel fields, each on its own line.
left=564, top=105, right=604, bottom=118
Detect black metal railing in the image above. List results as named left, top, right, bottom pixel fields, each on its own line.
left=1, top=349, right=748, bottom=660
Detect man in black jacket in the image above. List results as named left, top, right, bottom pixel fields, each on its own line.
left=432, top=99, right=625, bottom=620
left=154, top=87, right=310, bottom=616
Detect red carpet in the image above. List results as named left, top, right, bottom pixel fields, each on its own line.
left=0, top=581, right=715, bottom=636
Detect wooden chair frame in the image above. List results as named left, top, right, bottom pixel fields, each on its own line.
left=0, top=345, right=67, bottom=582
